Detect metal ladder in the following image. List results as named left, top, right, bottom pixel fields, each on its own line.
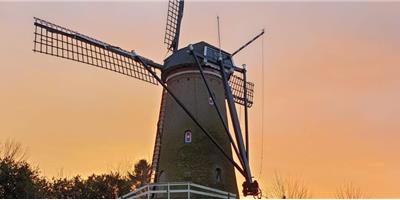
left=150, top=89, right=167, bottom=183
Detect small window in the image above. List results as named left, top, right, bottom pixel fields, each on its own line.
left=216, top=168, right=222, bottom=182
left=208, top=97, right=214, bottom=105
left=184, top=130, right=192, bottom=144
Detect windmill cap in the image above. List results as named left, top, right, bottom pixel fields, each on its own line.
left=162, top=41, right=232, bottom=79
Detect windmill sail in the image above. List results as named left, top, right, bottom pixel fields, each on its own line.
left=229, top=74, right=254, bottom=108
left=33, top=17, right=160, bottom=85
left=164, top=0, right=184, bottom=52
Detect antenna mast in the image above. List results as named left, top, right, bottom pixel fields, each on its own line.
left=217, top=16, right=222, bottom=59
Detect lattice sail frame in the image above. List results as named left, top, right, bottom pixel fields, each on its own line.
left=33, top=17, right=159, bottom=85
left=229, top=74, right=254, bottom=108
left=164, top=0, right=184, bottom=52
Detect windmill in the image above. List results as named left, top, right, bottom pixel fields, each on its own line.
left=32, top=0, right=264, bottom=198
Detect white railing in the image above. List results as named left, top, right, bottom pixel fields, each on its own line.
left=121, top=182, right=237, bottom=199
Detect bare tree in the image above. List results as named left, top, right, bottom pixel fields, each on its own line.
left=266, top=172, right=311, bottom=199
left=336, top=182, right=365, bottom=199
left=0, top=139, right=27, bottom=162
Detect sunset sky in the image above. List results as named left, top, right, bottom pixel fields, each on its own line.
left=1, top=1, right=399, bottom=198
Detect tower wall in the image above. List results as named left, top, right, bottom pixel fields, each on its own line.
left=156, top=67, right=238, bottom=195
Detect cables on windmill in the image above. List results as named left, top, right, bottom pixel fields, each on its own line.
left=258, top=29, right=265, bottom=180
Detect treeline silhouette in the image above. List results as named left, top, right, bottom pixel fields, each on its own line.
left=1, top=139, right=367, bottom=199
left=0, top=139, right=150, bottom=198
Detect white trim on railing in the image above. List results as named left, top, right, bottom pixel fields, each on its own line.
left=121, top=182, right=237, bottom=199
